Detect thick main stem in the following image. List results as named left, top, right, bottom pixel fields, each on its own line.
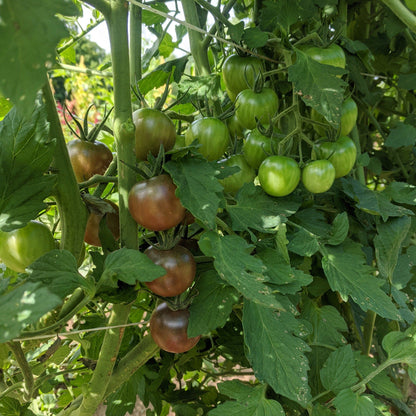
left=7, top=342, right=34, bottom=401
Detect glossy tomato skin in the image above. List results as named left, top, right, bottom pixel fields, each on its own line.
left=185, top=117, right=230, bottom=161
left=302, top=160, right=336, bottom=194
left=258, top=155, right=301, bottom=197
left=235, top=88, right=279, bottom=130
left=144, top=245, right=196, bottom=297
left=219, top=154, right=256, bottom=194
left=316, top=136, right=357, bottom=178
left=226, top=113, right=245, bottom=140
left=243, top=129, right=277, bottom=170
left=84, top=200, right=120, bottom=247
left=302, top=43, right=346, bottom=68
left=67, top=139, right=113, bottom=183
left=128, top=174, right=186, bottom=231
left=0, top=221, right=55, bottom=273
left=133, top=108, right=176, bottom=161
left=150, top=302, right=200, bottom=353
left=222, top=54, right=263, bottom=101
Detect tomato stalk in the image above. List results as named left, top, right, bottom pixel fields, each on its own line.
left=380, top=0, right=416, bottom=32
left=129, top=0, right=142, bottom=84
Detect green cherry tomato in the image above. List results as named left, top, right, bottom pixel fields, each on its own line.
left=222, top=54, right=264, bottom=102
left=218, top=154, right=256, bottom=194
left=227, top=113, right=245, bottom=140
left=315, top=136, right=357, bottom=178
left=258, top=155, right=301, bottom=197
left=0, top=221, right=55, bottom=273
left=133, top=108, right=176, bottom=161
left=185, top=117, right=230, bottom=161
left=235, top=88, right=279, bottom=130
left=302, top=43, right=346, bottom=68
left=243, top=128, right=277, bottom=170
left=302, top=160, right=336, bottom=194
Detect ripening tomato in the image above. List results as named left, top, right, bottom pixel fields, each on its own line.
left=315, top=136, right=357, bottom=178
left=235, top=88, right=279, bottom=130
left=258, top=155, right=301, bottom=197
left=144, top=245, right=196, bottom=297
left=243, top=128, right=277, bottom=170
left=222, top=54, right=264, bottom=101
left=128, top=174, right=186, bottom=231
left=185, top=117, right=230, bottom=161
left=133, top=108, right=176, bottom=161
left=0, top=221, right=55, bottom=273
left=302, top=160, right=336, bottom=194
left=150, top=302, right=200, bottom=353
left=67, top=139, right=113, bottom=183
left=84, top=200, right=120, bottom=247
left=218, top=155, right=256, bottom=194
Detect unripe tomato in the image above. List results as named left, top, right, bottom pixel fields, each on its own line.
left=128, top=174, right=186, bottom=231
left=0, top=221, right=55, bottom=273
left=222, top=54, right=264, bottom=101
left=302, top=160, right=336, bottom=194
left=218, top=154, right=256, bottom=194
left=258, top=155, right=300, bottom=197
left=235, top=88, right=279, bottom=130
left=150, top=302, right=200, bottom=353
left=243, top=128, right=277, bottom=170
left=84, top=200, right=120, bottom=247
left=185, top=117, right=230, bottom=161
left=67, top=139, right=113, bottom=183
left=302, top=43, right=346, bottom=69
left=226, top=113, right=245, bottom=140
left=315, top=136, right=357, bottom=178
left=133, top=108, right=176, bottom=161
left=144, top=245, right=196, bottom=297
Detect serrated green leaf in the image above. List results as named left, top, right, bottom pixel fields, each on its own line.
left=311, top=404, right=334, bottom=415
left=0, top=95, right=13, bottom=121
left=0, top=106, right=56, bottom=232
left=385, top=123, right=416, bottom=148
left=228, top=22, right=245, bottom=43
left=226, top=183, right=300, bottom=237
left=322, top=242, right=401, bottom=320
left=341, top=177, right=413, bottom=221
left=199, top=232, right=284, bottom=309
left=188, top=270, right=239, bottom=337
left=243, top=301, right=311, bottom=405
left=392, top=246, right=416, bottom=289
left=102, top=248, right=165, bottom=287
left=398, top=73, right=416, bottom=90
left=288, top=50, right=347, bottom=126
left=375, top=216, right=411, bottom=281
left=383, top=182, right=416, bottom=205
left=288, top=227, right=320, bottom=256
left=326, top=212, right=349, bottom=245
left=333, top=389, right=375, bottom=416
left=177, top=74, right=223, bottom=102
left=142, top=2, right=169, bottom=25
left=320, top=345, right=358, bottom=394
left=257, top=247, right=313, bottom=294
left=382, top=329, right=416, bottom=366
left=242, top=27, right=268, bottom=48
left=208, top=380, right=285, bottom=415
left=0, top=0, right=80, bottom=115
left=164, top=156, right=225, bottom=229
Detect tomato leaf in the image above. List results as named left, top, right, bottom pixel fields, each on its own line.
left=385, top=122, right=416, bottom=148
left=288, top=49, right=347, bottom=127
left=0, top=0, right=80, bottom=115
left=164, top=156, right=225, bottom=230
left=326, top=212, right=349, bottom=246
left=383, top=182, right=416, bottom=205
left=321, top=241, right=401, bottom=320
left=320, top=345, right=358, bottom=394
left=243, top=300, right=311, bottom=405
left=101, top=248, right=166, bottom=288
left=188, top=270, right=239, bottom=338
left=199, top=232, right=284, bottom=309
left=333, top=389, right=375, bottom=416
left=208, top=380, right=285, bottom=415
left=0, top=105, right=56, bottom=232
left=382, top=329, right=416, bottom=367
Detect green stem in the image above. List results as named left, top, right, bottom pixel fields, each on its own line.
left=92, top=155, right=119, bottom=197
left=351, top=125, right=366, bottom=185
left=81, top=0, right=111, bottom=16
left=42, top=79, right=88, bottom=263
left=78, top=175, right=118, bottom=189
left=72, top=303, right=132, bottom=416
left=362, top=310, right=377, bottom=356
left=351, top=359, right=398, bottom=392
left=55, top=63, right=113, bottom=78
left=380, top=0, right=416, bottom=33
left=7, top=342, right=34, bottom=401
left=129, top=1, right=142, bottom=84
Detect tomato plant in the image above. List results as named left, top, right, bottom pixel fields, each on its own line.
left=235, top=87, right=279, bottom=130
left=218, top=154, right=256, bottom=194
left=243, top=128, right=277, bottom=170
left=315, top=136, right=357, bottom=178
left=302, top=160, right=336, bottom=193
left=258, top=155, right=301, bottom=197
left=222, top=54, right=263, bottom=101
left=144, top=245, right=196, bottom=298
left=185, top=117, right=230, bottom=160
left=128, top=174, right=186, bottom=231
left=150, top=302, right=201, bottom=353
left=133, top=108, right=176, bottom=161
left=67, top=139, right=113, bottom=183
left=0, top=221, right=55, bottom=273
